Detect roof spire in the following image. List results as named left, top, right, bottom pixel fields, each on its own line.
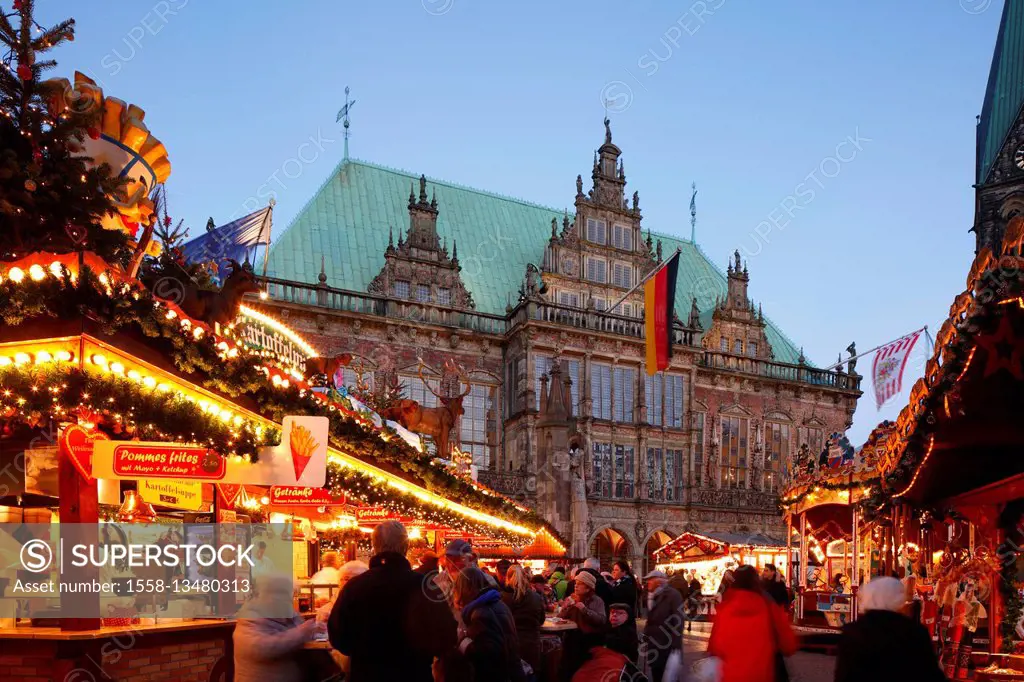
left=452, top=238, right=458, bottom=261
left=618, top=159, right=625, bottom=180
left=388, top=226, right=394, bottom=249
left=430, top=190, right=437, bottom=211
left=409, top=182, right=415, bottom=206
left=318, top=255, right=327, bottom=284
left=690, top=182, right=697, bottom=243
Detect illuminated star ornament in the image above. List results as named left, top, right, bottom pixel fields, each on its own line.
left=979, top=314, right=1024, bottom=380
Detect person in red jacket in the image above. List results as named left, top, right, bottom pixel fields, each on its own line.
left=707, top=565, right=797, bottom=682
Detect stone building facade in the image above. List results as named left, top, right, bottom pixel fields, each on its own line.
left=256, top=120, right=862, bottom=571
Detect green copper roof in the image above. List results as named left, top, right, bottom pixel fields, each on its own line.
left=978, top=0, right=1024, bottom=184
left=267, top=158, right=804, bottom=364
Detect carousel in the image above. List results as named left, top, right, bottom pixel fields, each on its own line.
left=780, top=425, right=891, bottom=641
left=0, top=24, right=563, bottom=680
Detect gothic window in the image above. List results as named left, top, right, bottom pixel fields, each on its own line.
left=748, top=341, right=758, bottom=357
left=666, top=448, right=683, bottom=501
left=618, top=445, right=635, bottom=498
left=416, top=284, right=431, bottom=303
left=647, top=447, right=664, bottom=501
left=693, top=413, right=705, bottom=486
left=438, top=288, right=452, bottom=305
left=460, top=382, right=497, bottom=469
left=733, top=339, right=743, bottom=354
left=612, top=262, right=633, bottom=288
left=586, top=257, right=607, bottom=284
left=591, top=362, right=612, bottom=420
left=720, top=337, right=728, bottom=352
left=586, top=218, right=607, bottom=245
left=394, top=280, right=410, bottom=299
left=593, top=442, right=613, bottom=498
left=336, top=366, right=373, bottom=392
left=558, top=291, right=580, bottom=307
left=613, top=366, right=636, bottom=423
left=764, top=422, right=791, bottom=493
left=534, top=356, right=581, bottom=412
left=807, top=427, right=824, bottom=456
left=612, top=224, right=633, bottom=251
left=721, top=416, right=749, bottom=489
left=646, top=374, right=685, bottom=428
left=505, top=357, right=523, bottom=417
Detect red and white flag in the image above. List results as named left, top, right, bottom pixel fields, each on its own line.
left=872, top=329, right=923, bottom=409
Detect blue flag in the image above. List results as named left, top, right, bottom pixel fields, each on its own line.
left=180, top=206, right=272, bottom=267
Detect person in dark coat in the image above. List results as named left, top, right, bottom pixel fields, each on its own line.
left=328, top=521, right=457, bottom=682
left=495, top=559, right=513, bottom=590
left=501, top=564, right=546, bottom=676
left=415, top=550, right=439, bottom=576
left=609, top=560, right=640, bottom=617
left=687, top=573, right=703, bottom=631
left=580, top=558, right=615, bottom=613
left=834, top=576, right=945, bottom=682
left=605, top=602, right=639, bottom=663
left=455, top=566, right=526, bottom=682
left=762, top=564, right=791, bottom=608
left=642, top=570, right=684, bottom=682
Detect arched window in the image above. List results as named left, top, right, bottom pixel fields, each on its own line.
left=764, top=421, right=791, bottom=493
left=720, top=415, right=749, bottom=489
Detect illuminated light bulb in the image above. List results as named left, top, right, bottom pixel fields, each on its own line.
left=193, top=327, right=204, bottom=339
left=34, top=351, right=52, bottom=364
left=219, top=409, right=232, bottom=422
left=228, top=348, right=239, bottom=358
left=55, top=350, right=72, bottom=362
left=143, top=376, right=156, bottom=389
left=259, top=291, right=268, bottom=300
left=91, top=354, right=108, bottom=367
left=8, top=267, right=24, bottom=283
left=109, top=362, right=125, bottom=375
left=14, top=353, right=30, bottom=365
left=28, top=264, right=45, bottom=281
left=260, top=496, right=270, bottom=505
left=233, top=415, right=243, bottom=426
left=0, top=356, right=10, bottom=367
left=127, top=369, right=141, bottom=381
left=49, top=261, right=64, bottom=278
left=198, top=400, right=210, bottom=412
left=157, top=383, right=170, bottom=392
left=98, top=273, right=109, bottom=286
left=166, top=310, right=177, bottom=319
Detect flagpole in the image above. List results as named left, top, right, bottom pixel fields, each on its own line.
left=823, top=325, right=928, bottom=372
left=607, top=247, right=681, bottom=315
left=261, top=198, right=275, bottom=278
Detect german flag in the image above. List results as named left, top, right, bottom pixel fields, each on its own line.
left=644, top=250, right=681, bottom=375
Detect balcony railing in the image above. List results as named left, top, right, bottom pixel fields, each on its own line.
left=697, top=351, right=861, bottom=391
left=255, top=277, right=857, bottom=392
left=509, top=299, right=698, bottom=346
left=256, top=276, right=508, bottom=335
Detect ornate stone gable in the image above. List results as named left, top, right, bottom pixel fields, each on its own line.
left=976, top=106, right=1024, bottom=253
left=368, top=174, right=475, bottom=309
left=703, top=251, right=773, bottom=359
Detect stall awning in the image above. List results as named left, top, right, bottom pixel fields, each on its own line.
left=654, top=530, right=786, bottom=564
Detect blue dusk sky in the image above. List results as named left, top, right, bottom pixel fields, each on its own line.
left=44, top=0, right=1003, bottom=444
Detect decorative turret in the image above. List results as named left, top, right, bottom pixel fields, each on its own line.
left=727, top=250, right=749, bottom=310
left=588, top=118, right=626, bottom=209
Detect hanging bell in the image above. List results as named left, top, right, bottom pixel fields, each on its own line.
left=117, top=489, right=158, bottom=523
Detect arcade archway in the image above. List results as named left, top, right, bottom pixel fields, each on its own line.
left=590, top=528, right=632, bottom=571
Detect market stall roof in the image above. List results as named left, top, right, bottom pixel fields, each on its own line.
left=0, top=251, right=557, bottom=546
left=876, top=242, right=1024, bottom=506
left=654, top=530, right=785, bottom=563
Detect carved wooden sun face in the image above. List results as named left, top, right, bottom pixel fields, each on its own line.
left=1016, top=145, right=1024, bottom=171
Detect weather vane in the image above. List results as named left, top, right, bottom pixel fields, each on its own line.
left=337, top=86, right=356, bottom=160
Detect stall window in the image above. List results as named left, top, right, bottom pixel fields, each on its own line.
left=721, top=416, right=749, bottom=489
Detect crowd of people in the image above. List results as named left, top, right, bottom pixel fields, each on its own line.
left=232, top=525, right=947, bottom=682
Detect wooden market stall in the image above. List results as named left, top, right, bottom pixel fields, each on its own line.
left=865, top=240, right=1024, bottom=679
left=653, top=530, right=787, bottom=595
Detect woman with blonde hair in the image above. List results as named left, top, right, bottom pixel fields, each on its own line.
left=501, top=563, right=546, bottom=675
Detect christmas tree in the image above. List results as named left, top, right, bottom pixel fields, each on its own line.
left=0, top=0, right=130, bottom=263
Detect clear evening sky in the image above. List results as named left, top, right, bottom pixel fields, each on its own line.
left=45, top=0, right=1002, bottom=444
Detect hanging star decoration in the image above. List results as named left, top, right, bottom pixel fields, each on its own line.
left=979, top=314, right=1023, bottom=379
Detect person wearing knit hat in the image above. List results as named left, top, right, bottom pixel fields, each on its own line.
left=557, top=561, right=607, bottom=680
